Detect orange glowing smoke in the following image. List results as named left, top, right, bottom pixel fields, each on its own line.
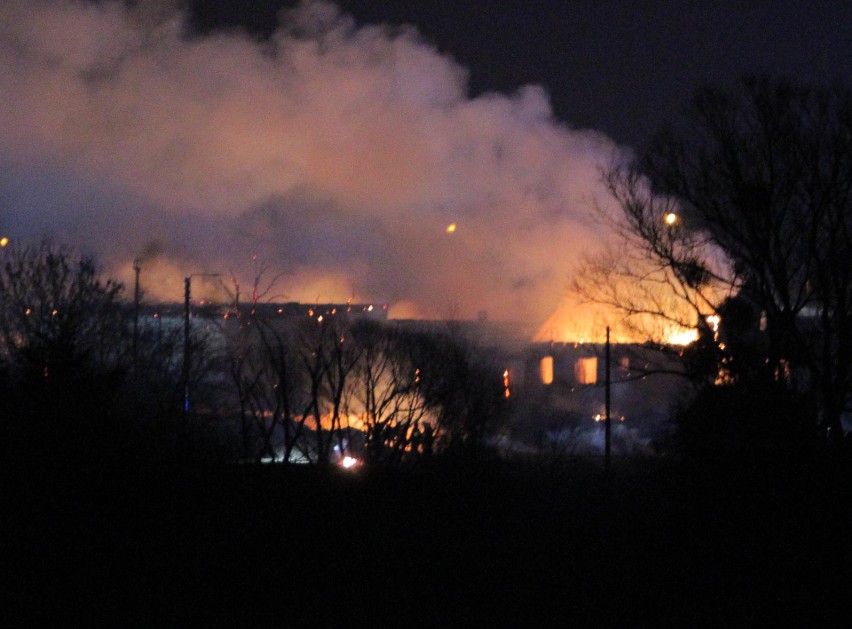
left=533, top=298, right=699, bottom=346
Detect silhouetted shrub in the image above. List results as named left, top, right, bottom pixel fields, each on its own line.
left=675, top=383, right=820, bottom=468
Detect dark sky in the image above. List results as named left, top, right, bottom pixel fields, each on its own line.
left=188, top=0, right=852, bottom=150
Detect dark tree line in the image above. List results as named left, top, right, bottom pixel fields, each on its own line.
left=0, top=240, right=507, bottom=466
left=0, top=241, right=130, bottom=463
left=0, top=241, right=229, bottom=465
left=226, top=310, right=508, bottom=466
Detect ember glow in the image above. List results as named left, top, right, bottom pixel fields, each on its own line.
left=0, top=0, right=628, bottom=339
left=665, top=328, right=700, bottom=346
left=534, top=298, right=704, bottom=346
left=340, top=456, right=360, bottom=469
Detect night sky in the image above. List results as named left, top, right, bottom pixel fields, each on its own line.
left=188, top=0, right=852, bottom=149
left=1, top=1, right=849, bottom=339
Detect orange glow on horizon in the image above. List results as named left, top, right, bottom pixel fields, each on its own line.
left=534, top=299, right=702, bottom=346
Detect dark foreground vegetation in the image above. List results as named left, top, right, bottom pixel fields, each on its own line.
left=7, top=452, right=851, bottom=627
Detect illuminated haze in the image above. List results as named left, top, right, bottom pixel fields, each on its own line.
left=0, top=0, right=627, bottom=339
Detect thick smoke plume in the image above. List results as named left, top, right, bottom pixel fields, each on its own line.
left=0, top=0, right=626, bottom=337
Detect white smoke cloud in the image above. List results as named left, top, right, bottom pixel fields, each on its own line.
left=0, top=0, right=626, bottom=334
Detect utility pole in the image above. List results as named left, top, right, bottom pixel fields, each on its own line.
left=133, top=259, right=141, bottom=372
left=183, top=276, right=191, bottom=414
left=605, top=326, right=611, bottom=474
left=183, top=273, right=222, bottom=415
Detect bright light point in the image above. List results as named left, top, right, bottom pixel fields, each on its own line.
left=341, top=456, right=359, bottom=469
left=706, top=314, right=721, bottom=332
left=665, top=212, right=678, bottom=225
left=446, top=223, right=457, bottom=233
left=0, top=237, right=8, bottom=247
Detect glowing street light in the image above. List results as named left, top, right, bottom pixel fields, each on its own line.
left=0, top=236, right=8, bottom=247
left=664, top=212, right=678, bottom=226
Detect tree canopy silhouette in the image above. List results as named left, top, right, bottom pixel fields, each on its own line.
left=577, top=77, right=852, bottom=443
left=0, top=241, right=131, bottom=461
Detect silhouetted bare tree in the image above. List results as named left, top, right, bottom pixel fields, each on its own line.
left=347, top=321, right=436, bottom=465
left=226, top=312, right=507, bottom=466
left=579, top=77, right=852, bottom=442
left=0, top=241, right=131, bottom=461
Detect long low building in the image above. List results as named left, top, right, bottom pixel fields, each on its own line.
left=133, top=300, right=687, bottom=458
